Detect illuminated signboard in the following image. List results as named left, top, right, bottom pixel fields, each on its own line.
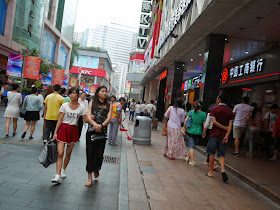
left=160, top=69, right=167, bottom=80
left=184, top=74, right=202, bottom=90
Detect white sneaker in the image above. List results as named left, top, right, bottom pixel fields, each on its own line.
left=61, top=169, right=66, bottom=179
left=51, top=175, right=61, bottom=184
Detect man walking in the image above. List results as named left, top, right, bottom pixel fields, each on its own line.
left=232, top=96, right=254, bottom=156
left=129, top=99, right=136, bottom=121
left=145, top=100, right=156, bottom=118
left=108, top=97, right=126, bottom=146
left=206, top=94, right=234, bottom=182
left=140, top=101, right=146, bottom=116
left=43, top=84, right=64, bottom=144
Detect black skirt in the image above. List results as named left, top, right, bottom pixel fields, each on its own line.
left=25, top=111, right=40, bottom=121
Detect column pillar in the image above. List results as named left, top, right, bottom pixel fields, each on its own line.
left=199, top=34, right=226, bottom=111
left=149, top=79, right=159, bottom=102
left=144, top=84, right=150, bottom=102
left=156, top=76, right=167, bottom=121
left=171, top=62, right=185, bottom=104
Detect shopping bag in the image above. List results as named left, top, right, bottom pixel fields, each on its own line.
left=162, top=123, right=167, bottom=136
left=38, top=140, right=57, bottom=168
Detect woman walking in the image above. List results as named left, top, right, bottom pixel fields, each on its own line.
left=246, top=103, right=262, bottom=158
left=183, top=101, right=206, bottom=166
left=51, top=87, right=87, bottom=184
left=4, top=84, right=22, bottom=138
left=21, top=87, right=43, bottom=139
left=85, top=86, right=112, bottom=187
left=162, top=98, right=187, bottom=160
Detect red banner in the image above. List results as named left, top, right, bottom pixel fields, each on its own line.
left=23, top=56, right=41, bottom=80
left=80, top=82, right=86, bottom=91
left=89, top=84, right=99, bottom=94
left=69, top=77, right=78, bottom=87
left=52, top=69, right=64, bottom=86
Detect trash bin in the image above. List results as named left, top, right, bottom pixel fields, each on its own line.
left=133, top=116, right=152, bottom=145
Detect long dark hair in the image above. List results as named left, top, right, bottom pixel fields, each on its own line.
left=251, top=103, right=258, bottom=120
left=194, top=100, right=203, bottom=113
left=173, top=98, right=184, bottom=109
left=92, top=86, right=110, bottom=111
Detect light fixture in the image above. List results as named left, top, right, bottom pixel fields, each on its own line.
left=199, top=53, right=202, bottom=56
left=245, top=51, right=249, bottom=54
left=230, top=58, right=233, bottom=60
left=182, top=64, right=185, bottom=66
left=225, top=38, right=228, bottom=41
left=190, top=59, right=193, bottom=61
left=177, top=67, right=179, bottom=70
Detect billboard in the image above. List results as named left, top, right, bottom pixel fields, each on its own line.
left=6, top=54, right=23, bottom=77
left=134, top=60, right=145, bottom=73
left=58, top=45, right=68, bottom=69
left=40, top=71, right=52, bottom=87
left=23, top=56, right=41, bottom=80
left=73, top=55, right=99, bottom=69
left=41, top=31, right=56, bottom=62
left=53, top=69, right=64, bottom=86
left=69, top=77, right=78, bottom=87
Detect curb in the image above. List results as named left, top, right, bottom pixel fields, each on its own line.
left=118, top=122, right=129, bottom=210
left=196, top=146, right=280, bottom=205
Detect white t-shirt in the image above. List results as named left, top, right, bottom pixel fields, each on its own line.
left=233, top=104, right=254, bottom=127
left=59, top=103, right=86, bottom=125
left=78, top=98, right=89, bottom=114
left=145, top=104, right=156, bottom=117
left=135, top=104, right=141, bottom=113
left=264, top=112, right=278, bottom=132
left=140, top=104, right=146, bottom=112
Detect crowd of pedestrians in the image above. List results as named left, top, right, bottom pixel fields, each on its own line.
left=162, top=94, right=279, bottom=183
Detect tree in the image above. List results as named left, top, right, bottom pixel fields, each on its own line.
left=70, top=42, right=80, bottom=69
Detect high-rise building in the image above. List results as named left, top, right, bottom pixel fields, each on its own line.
left=0, top=0, right=78, bottom=85
left=78, top=22, right=137, bottom=96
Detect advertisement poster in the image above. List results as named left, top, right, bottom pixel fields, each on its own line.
left=6, top=54, right=23, bottom=77
left=134, top=60, right=145, bottom=73
left=124, top=81, right=131, bottom=94
left=80, top=82, right=85, bottom=91
left=23, top=56, right=41, bottom=80
left=52, top=69, right=64, bottom=86
left=84, top=86, right=89, bottom=93
left=63, top=75, right=69, bottom=88
left=41, top=71, right=52, bottom=86
left=89, top=84, right=99, bottom=94
left=69, top=77, right=78, bottom=87
left=41, top=31, right=56, bottom=62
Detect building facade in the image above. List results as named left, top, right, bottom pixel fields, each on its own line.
left=141, top=0, right=280, bottom=121
left=69, top=49, right=116, bottom=95
left=0, top=0, right=78, bottom=85
left=78, top=22, right=138, bottom=96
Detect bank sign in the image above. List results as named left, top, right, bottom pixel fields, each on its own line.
left=158, top=0, right=193, bottom=51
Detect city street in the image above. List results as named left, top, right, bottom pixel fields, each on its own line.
left=0, top=106, right=279, bottom=209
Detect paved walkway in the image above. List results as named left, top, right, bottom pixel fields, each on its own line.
left=0, top=105, right=122, bottom=210
left=127, top=120, right=279, bottom=209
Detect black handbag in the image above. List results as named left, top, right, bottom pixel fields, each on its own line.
left=87, top=108, right=108, bottom=141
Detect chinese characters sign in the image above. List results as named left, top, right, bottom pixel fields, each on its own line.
left=229, top=58, right=264, bottom=79
left=53, top=69, right=64, bottom=86
left=23, top=56, right=41, bottom=80
left=6, top=54, right=23, bottom=78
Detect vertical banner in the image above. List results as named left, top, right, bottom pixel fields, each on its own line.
left=52, top=69, right=64, bottom=86
left=80, top=82, right=86, bottom=91
left=6, top=54, right=23, bottom=77
left=84, top=86, right=89, bottom=93
left=63, top=75, right=69, bottom=88
left=89, top=84, right=99, bottom=94
left=23, top=56, right=41, bottom=80
left=69, top=77, right=78, bottom=87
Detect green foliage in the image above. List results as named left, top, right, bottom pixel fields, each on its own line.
left=81, top=46, right=102, bottom=51
left=22, top=87, right=31, bottom=94
left=70, top=42, right=80, bottom=69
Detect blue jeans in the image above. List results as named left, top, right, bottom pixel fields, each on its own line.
left=129, top=111, right=135, bottom=120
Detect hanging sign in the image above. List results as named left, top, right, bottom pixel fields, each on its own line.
left=6, top=54, right=23, bottom=78
left=23, top=56, right=41, bottom=80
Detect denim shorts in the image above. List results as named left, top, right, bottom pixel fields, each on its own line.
left=186, top=133, right=200, bottom=149
left=206, top=137, right=227, bottom=157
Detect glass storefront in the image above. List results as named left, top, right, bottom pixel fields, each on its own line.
left=12, top=0, right=45, bottom=49
left=0, top=0, right=7, bottom=35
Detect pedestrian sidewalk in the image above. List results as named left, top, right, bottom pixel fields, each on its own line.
left=0, top=104, right=123, bottom=209
left=126, top=121, right=278, bottom=209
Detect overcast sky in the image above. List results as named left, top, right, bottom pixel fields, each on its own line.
left=74, top=0, right=143, bottom=32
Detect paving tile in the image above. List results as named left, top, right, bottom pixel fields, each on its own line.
left=0, top=195, right=32, bottom=207
left=149, top=200, right=173, bottom=210
left=139, top=161, right=153, bottom=166
left=128, top=189, right=148, bottom=202
left=129, top=201, right=150, bottom=210
left=146, top=188, right=168, bottom=201
left=59, top=195, right=99, bottom=206
left=0, top=204, right=32, bottom=210
left=12, top=189, right=61, bottom=201
left=140, top=166, right=156, bottom=173
left=0, top=187, right=18, bottom=196
left=28, top=199, right=80, bottom=209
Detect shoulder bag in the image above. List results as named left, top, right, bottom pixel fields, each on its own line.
left=186, top=110, right=193, bottom=128
left=162, top=107, right=171, bottom=136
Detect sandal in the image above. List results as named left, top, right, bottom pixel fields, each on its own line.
left=206, top=173, right=213, bottom=178
left=5, top=134, right=9, bottom=138
left=94, top=171, right=99, bottom=178
left=169, top=156, right=175, bottom=160
left=189, top=162, right=195, bottom=166
left=185, top=157, right=189, bottom=163
left=203, top=161, right=209, bottom=167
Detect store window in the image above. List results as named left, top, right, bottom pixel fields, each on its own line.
left=45, top=0, right=53, bottom=21
left=55, top=0, right=65, bottom=32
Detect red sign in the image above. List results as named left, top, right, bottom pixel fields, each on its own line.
left=69, top=77, right=78, bottom=87
left=52, top=69, right=64, bottom=86
left=222, top=68, right=229, bottom=84
left=70, top=66, right=106, bottom=78
left=160, top=69, right=167, bottom=80
left=89, top=84, right=100, bottom=94
left=24, top=56, right=41, bottom=80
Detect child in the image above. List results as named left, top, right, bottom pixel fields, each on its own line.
left=51, top=87, right=88, bottom=184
